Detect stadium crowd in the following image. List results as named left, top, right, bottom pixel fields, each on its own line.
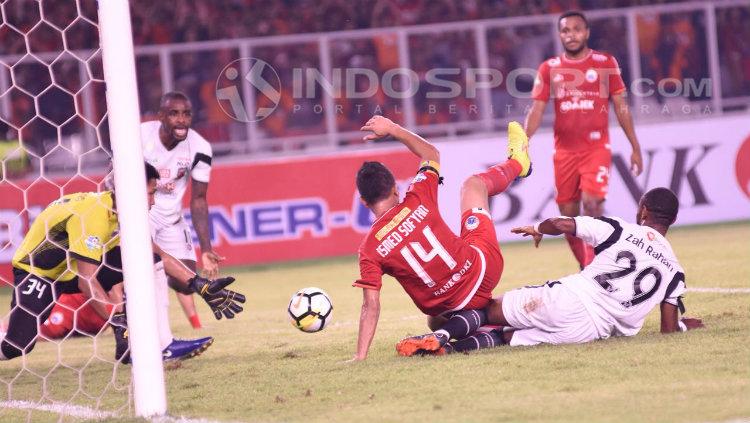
left=0, top=0, right=748, bottom=158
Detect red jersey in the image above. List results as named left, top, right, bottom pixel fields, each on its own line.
left=532, top=49, right=626, bottom=152
left=354, top=171, right=486, bottom=316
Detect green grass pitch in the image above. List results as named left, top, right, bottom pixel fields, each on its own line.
left=1, top=221, right=748, bottom=422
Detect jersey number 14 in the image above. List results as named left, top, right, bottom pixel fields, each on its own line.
left=400, top=226, right=457, bottom=288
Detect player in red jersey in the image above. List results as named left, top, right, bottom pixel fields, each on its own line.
left=524, top=10, right=643, bottom=269
left=350, top=115, right=532, bottom=360
left=39, top=293, right=111, bottom=339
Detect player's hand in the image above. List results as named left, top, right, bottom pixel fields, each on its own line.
left=630, top=148, right=643, bottom=176
left=189, top=276, right=246, bottom=320
left=360, top=115, right=395, bottom=141
left=680, top=317, right=704, bottom=330
left=511, top=225, right=544, bottom=248
left=200, top=250, right=225, bottom=279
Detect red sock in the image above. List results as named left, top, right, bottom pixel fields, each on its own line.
left=565, top=234, right=595, bottom=269
left=189, top=314, right=202, bottom=329
left=476, top=159, right=522, bottom=196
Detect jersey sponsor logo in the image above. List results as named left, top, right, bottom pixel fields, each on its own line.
left=590, top=131, right=601, bottom=140
left=548, top=57, right=561, bottom=66
left=85, top=236, right=101, bottom=251
left=592, top=53, right=608, bottom=62
left=433, top=258, right=473, bottom=296
left=647, top=232, right=655, bottom=241
left=159, top=169, right=170, bottom=179
left=585, top=69, right=598, bottom=82
left=412, top=173, right=427, bottom=183
left=464, top=215, right=479, bottom=231
left=375, top=207, right=411, bottom=241
left=560, top=99, right=595, bottom=112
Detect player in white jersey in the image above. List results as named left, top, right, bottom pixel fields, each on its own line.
left=141, top=92, right=225, bottom=329
left=407, top=188, right=703, bottom=355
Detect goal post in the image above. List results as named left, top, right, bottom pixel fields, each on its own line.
left=98, top=0, right=166, bottom=417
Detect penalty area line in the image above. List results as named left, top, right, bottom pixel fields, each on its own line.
left=688, top=287, right=750, bottom=294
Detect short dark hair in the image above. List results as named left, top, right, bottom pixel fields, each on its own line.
left=642, top=187, right=679, bottom=226
left=145, top=162, right=159, bottom=182
left=357, top=161, right=395, bottom=205
left=159, top=91, right=190, bottom=110
left=558, top=10, right=589, bottom=29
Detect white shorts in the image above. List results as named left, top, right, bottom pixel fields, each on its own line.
left=501, top=281, right=600, bottom=347
left=150, top=213, right=196, bottom=262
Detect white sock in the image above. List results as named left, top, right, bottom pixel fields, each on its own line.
left=153, top=263, right=173, bottom=350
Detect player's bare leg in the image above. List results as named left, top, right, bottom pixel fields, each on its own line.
left=558, top=201, right=594, bottom=269
left=172, top=259, right=202, bottom=329
left=460, top=121, right=531, bottom=214
left=581, top=192, right=605, bottom=217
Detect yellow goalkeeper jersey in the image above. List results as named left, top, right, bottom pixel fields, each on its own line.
left=12, top=191, right=119, bottom=282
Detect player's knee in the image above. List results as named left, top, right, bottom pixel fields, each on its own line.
left=462, top=175, right=487, bottom=196
left=582, top=197, right=603, bottom=216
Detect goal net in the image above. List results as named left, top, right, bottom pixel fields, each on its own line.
left=0, top=0, right=164, bottom=419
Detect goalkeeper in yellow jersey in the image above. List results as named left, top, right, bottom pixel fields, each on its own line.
left=0, top=163, right=245, bottom=362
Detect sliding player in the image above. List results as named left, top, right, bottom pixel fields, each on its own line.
left=350, top=115, right=532, bottom=360
left=407, top=187, right=703, bottom=355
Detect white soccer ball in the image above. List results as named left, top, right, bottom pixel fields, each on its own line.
left=287, top=287, right=333, bottom=333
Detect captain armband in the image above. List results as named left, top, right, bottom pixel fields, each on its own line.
left=418, top=160, right=443, bottom=184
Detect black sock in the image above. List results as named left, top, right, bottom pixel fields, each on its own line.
left=448, top=329, right=504, bottom=353
left=434, top=309, right=487, bottom=344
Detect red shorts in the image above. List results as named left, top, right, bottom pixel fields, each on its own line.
left=553, top=148, right=611, bottom=204
left=454, top=208, right=504, bottom=312
left=39, top=294, right=110, bottom=339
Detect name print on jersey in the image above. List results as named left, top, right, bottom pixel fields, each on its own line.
left=374, top=205, right=430, bottom=258
left=625, top=233, right=675, bottom=273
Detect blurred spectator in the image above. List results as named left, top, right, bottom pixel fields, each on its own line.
left=717, top=6, right=750, bottom=98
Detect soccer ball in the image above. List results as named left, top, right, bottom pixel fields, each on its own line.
left=287, top=287, right=333, bottom=333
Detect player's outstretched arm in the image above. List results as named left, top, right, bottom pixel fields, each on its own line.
left=511, top=217, right=576, bottom=247
left=360, top=115, right=439, bottom=163
left=153, top=242, right=246, bottom=319
left=352, top=288, right=381, bottom=361
left=191, top=180, right=225, bottom=279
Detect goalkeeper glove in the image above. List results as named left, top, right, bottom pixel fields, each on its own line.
left=110, top=312, right=131, bottom=364
left=189, top=276, right=246, bottom=320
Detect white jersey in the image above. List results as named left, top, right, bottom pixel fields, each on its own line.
left=562, top=216, right=686, bottom=337
left=140, top=120, right=212, bottom=224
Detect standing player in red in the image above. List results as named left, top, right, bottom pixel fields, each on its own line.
left=350, top=115, right=531, bottom=360
left=525, top=11, right=643, bottom=269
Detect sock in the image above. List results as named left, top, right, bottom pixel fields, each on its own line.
left=153, top=263, right=173, bottom=350
left=565, top=234, right=594, bottom=269
left=434, top=309, right=488, bottom=344
left=189, top=314, right=202, bottom=329
left=448, top=329, right=505, bottom=353
left=476, top=159, right=522, bottom=196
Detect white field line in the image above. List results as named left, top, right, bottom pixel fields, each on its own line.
left=0, top=400, right=243, bottom=423
left=689, top=287, right=750, bottom=294
left=0, top=400, right=116, bottom=420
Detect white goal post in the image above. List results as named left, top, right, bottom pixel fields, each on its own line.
left=98, top=0, right=166, bottom=417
